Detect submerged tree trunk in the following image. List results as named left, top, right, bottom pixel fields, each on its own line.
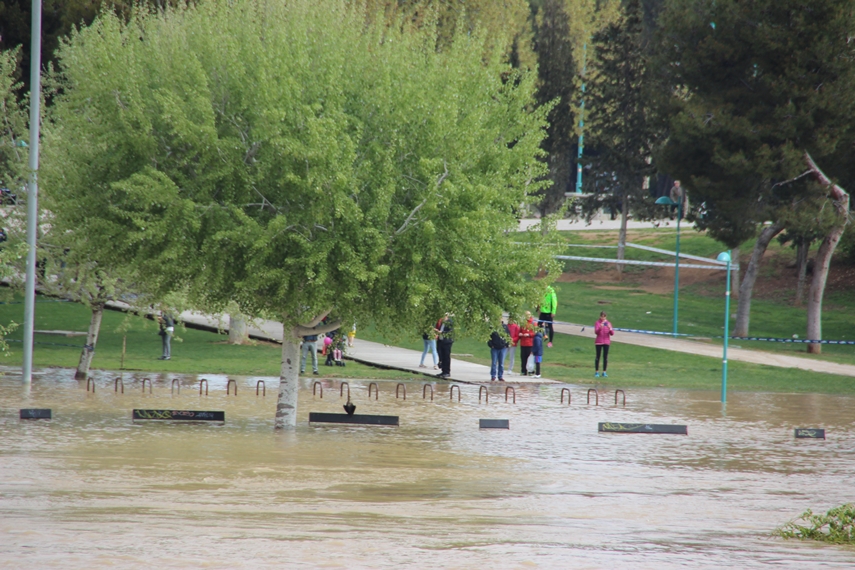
left=274, top=326, right=302, bottom=429
left=75, top=303, right=104, bottom=380
left=616, top=195, right=629, bottom=280
left=228, top=314, right=250, bottom=345
left=805, top=152, right=850, bottom=355
left=274, top=312, right=341, bottom=429
left=795, top=239, right=810, bottom=306
left=734, top=221, right=784, bottom=337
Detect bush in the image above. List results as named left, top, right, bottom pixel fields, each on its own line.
left=776, top=503, right=855, bottom=545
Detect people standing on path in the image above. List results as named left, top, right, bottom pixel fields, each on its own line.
left=594, top=311, right=614, bottom=378
left=531, top=327, right=544, bottom=378
left=488, top=320, right=510, bottom=382
left=420, top=321, right=439, bottom=370
left=518, top=311, right=535, bottom=376
left=157, top=312, right=174, bottom=360
left=300, top=333, right=320, bottom=375
left=504, top=317, right=520, bottom=375
left=436, top=313, right=454, bottom=379
left=539, top=285, right=558, bottom=348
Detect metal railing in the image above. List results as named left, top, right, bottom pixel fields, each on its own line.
left=199, top=379, right=209, bottom=396
left=368, top=382, right=378, bottom=400
left=423, top=384, right=434, bottom=401
left=396, top=383, right=406, bottom=400
left=226, top=379, right=237, bottom=396
left=587, top=388, right=598, bottom=406
left=560, top=388, right=570, bottom=405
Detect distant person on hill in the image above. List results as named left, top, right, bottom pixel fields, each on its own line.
left=539, top=285, right=558, bottom=347
left=157, top=312, right=174, bottom=360
left=436, top=313, right=454, bottom=379
left=504, top=317, right=520, bottom=375
left=518, top=311, right=535, bottom=376
left=594, top=311, right=614, bottom=378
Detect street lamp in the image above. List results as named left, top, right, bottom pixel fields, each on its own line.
left=717, top=251, right=732, bottom=404
left=655, top=194, right=683, bottom=337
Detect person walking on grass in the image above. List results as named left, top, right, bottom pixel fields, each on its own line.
left=504, top=317, right=520, bottom=375
left=488, top=320, right=510, bottom=382
left=539, top=285, right=558, bottom=348
left=420, top=321, right=439, bottom=370
left=519, top=311, right=535, bottom=376
left=594, top=311, right=614, bottom=378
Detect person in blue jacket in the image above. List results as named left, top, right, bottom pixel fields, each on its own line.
left=531, top=328, right=544, bottom=378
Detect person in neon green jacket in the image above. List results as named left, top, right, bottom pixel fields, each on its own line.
left=539, top=285, right=557, bottom=348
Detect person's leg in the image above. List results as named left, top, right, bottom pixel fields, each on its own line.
left=490, top=348, right=499, bottom=380
left=430, top=339, right=438, bottom=367
left=436, top=341, right=448, bottom=375
left=498, top=347, right=506, bottom=379
left=539, top=313, right=554, bottom=345
left=535, top=359, right=541, bottom=377
left=520, top=346, right=531, bottom=375
left=300, top=342, right=309, bottom=373
left=440, top=342, right=452, bottom=376
left=420, top=339, right=430, bottom=366
left=506, top=345, right=516, bottom=373
left=310, top=342, right=318, bottom=372
left=602, top=344, right=609, bottom=373
left=161, top=334, right=167, bottom=359
left=595, top=344, right=602, bottom=373
left=165, top=334, right=171, bottom=359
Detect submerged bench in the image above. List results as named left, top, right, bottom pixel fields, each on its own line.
left=20, top=408, right=51, bottom=420
left=132, top=409, right=224, bottom=422
left=795, top=428, right=825, bottom=439
left=480, top=419, right=510, bottom=429
left=599, top=422, right=687, bottom=435
left=308, top=412, right=398, bottom=426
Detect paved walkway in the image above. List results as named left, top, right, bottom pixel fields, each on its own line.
left=552, top=321, right=855, bottom=378
left=518, top=217, right=675, bottom=232
left=166, top=309, right=556, bottom=385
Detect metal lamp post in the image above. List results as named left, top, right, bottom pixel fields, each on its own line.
left=717, top=251, right=732, bottom=404
left=655, top=195, right=683, bottom=337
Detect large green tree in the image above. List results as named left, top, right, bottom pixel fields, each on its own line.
left=42, top=0, right=558, bottom=427
left=584, top=0, right=660, bottom=276
left=656, top=0, right=855, bottom=341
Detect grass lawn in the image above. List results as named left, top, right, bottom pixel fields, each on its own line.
left=0, top=295, right=408, bottom=381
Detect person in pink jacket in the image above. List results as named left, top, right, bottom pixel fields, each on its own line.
left=594, top=311, right=614, bottom=378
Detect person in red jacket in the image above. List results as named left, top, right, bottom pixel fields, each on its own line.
left=504, top=317, right=521, bottom=375
left=518, top=311, right=536, bottom=376
left=594, top=311, right=615, bottom=378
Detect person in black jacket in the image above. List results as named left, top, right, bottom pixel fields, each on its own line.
left=157, top=312, right=174, bottom=360
left=488, top=320, right=510, bottom=381
left=436, top=313, right=454, bottom=379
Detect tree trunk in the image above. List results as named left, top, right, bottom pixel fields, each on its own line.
left=734, top=222, right=783, bottom=337
left=795, top=239, right=809, bottom=306
left=805, top=152, right=850, bottom=355
left=75, top=303, right=104, bottom=380
left=274, top=325, right=302, bottom=429
left=228, top=314, right=250, bottom=344
left=616, top=195, right=629, bottom=280
left=731, top=246, right=741, bottom=298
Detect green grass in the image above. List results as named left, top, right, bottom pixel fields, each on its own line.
left=0, top=295, right=409, bottom=380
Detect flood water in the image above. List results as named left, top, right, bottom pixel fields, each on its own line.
left=1, top=368, right=854, bottom=568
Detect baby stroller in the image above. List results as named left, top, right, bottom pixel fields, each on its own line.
left=324, top=334, right=347, bottom=367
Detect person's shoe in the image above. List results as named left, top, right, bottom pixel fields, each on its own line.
left=498, top=378, right=505, bottom=382
left=534, top=374, right=541, bottom=378
left=602, top=372, right=608, bottom=378
left=491, top=377, right=497, bottom=382
left=547, top=342, right=553, bottom=348
left=419, top=364, right=427, bottom=368
left=313, top=370, right=319, bottom=375
left=594, top=372, right=600, bottom=378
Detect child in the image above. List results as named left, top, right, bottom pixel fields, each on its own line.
left=594, top=311, right=614, bottom=378
left=531, top=328, right=544, bottom=378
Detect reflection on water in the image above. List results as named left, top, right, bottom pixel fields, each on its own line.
left=1, top=368, right=854, bottom=568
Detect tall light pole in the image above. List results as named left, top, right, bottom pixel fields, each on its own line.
left=575, top=43, right=586, bottom=194
left=655, top=194, right=683, bottom=337
left=22, top=0, right=43, bottom=384
left=718, top=251, right=732, bottom=404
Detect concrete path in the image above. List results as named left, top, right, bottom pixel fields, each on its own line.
left=552, top=321, right=855, bottom=378
left=169, top=310, right=557, bottom=385
left=518, top=217, right=675, bottom=232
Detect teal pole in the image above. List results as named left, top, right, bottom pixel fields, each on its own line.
left=721, top=251, right=732, bottom=403
left=672, top=197, right=682, bottom=337
left=575, top=43, right=587, bottom=194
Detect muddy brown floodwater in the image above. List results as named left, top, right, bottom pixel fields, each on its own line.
left=1, top=369, right=854, bottom=568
